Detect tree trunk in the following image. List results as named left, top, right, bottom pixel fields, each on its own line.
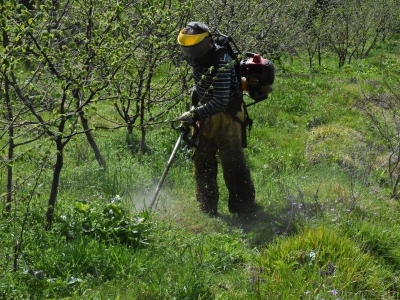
left=140, top=126, right=147, bottom=153
left=318, top=42, right=322, bottom=67
left=139, top=94, right=147, bottom=153
left=127, top=123, right=134, bottom=135
left=3, top=20, right=13, bottom=212
left=45, top=139, right=64, bottom=230
left=5, top=76, right=14, bottom=213
left=74, top=88, right=106, bottom=168
left=338, top=49, right=347, bottom=68
left=80, top=112, right=106, bottom=168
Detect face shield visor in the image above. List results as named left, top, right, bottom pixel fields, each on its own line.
left=177, top=30, right=211, bottom=59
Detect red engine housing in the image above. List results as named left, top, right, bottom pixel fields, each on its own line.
left=240, top=53, right=275, bottom=101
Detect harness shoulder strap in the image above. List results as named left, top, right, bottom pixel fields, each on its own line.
left=211, top=38, right=253, bottom=148
left=211, top=46, right=228, bottom=74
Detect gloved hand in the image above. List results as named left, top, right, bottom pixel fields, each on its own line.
left=177, top=109, right=197, bottom=126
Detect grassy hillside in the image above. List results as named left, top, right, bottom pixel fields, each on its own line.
left=1, top=38, right=400, bottom=299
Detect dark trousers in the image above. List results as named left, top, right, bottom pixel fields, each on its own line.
left=193, top=108, right=255, bottom=214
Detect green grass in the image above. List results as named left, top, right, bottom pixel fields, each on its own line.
left=256, top=226, right=397, bottom=299
left=1, top=38, right=400, bottom=299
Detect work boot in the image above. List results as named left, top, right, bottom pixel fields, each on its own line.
left=199, top=202, right=219, bottom=217
left=236, top=202, right=261, bottom=218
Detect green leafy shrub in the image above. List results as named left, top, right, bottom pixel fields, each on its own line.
left=2, top=198, right=154, bottom=299
left=56, top=196, right=151, bottom=247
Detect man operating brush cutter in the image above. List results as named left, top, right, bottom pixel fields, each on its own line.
left=175, top=22, right=259, bottom=218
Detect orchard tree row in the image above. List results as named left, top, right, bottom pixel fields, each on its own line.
left=1, top=0, right=399, bottom=228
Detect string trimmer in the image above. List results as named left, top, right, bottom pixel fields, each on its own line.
left=149, top=125, right=190, bottom=210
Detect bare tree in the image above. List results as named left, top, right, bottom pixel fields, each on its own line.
left=1, top=15, right=14, bottom=212
left=2, top=0, right=154, bottom=228
left=321, top=0, right=399, bottom=68
left=96, top=0, right=191, bottom=153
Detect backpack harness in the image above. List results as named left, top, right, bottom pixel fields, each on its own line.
left=187, top=34, right=275, bottom=148
left=210, top=35, right=253, bottom=148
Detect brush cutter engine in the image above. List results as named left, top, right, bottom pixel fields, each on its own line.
left=240, top=53, right=275, bottom=102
